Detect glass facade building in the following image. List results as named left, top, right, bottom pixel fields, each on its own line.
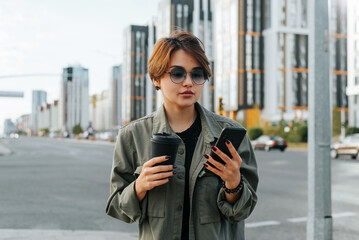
left=347, top=0, right=359, bottom=127
left=122, top=25, right=149, bottom=124
left=330, top=0, right=348, bottom=109
left=262, top=0, right=349, bottom=123
left=31, top=90, right=47, bottom=133
left=193, top=0, right=215, bottom=112
left=214, top=0, right=264, bottom=116
left=262, top=0, right=309, bottom=122
left=111, top=65, right=122, bottom=128
left=61, top=65, right=89, bottom=133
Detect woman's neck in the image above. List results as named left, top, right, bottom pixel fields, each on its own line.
left=164, top=103, right=197, bottom=133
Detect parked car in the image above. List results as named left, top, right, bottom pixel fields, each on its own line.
left=330, top=134, right=359, bottom=159
left=251, top=135, right=288, bottom=152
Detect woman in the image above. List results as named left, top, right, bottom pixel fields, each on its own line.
left=106, top=31, right=258, bottom=240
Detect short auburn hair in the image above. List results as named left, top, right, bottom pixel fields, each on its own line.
left=148, top=31, right=212, bottom=82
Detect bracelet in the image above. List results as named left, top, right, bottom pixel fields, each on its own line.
left=222, top=175, right=244, bottom=194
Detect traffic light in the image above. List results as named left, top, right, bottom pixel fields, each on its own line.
left=218, top=97, right=224, bottom=115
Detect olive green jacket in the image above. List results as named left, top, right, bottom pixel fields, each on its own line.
left=106, top=103, right=258, bottom=240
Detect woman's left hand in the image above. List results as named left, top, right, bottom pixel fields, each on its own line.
left=204, top=140, right=242, bottom=190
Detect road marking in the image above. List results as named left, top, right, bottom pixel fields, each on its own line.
left=287, top=217, right=307, bottom=223
left=245, top=221, right=281, bottom=228
left=332, top=212, right=357, bottom=218
left=287, top=212, right=357, bottom=223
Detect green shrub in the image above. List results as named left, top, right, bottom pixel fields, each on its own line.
left=72, top=124, right=83, bottom=135
left=297, top=124, right=308, bottom=142
left=40, top=128, right=50, bottom=135
left=248, top=127, right=263, bottom=140
left=264, top=126, right=280, bottom=136
left=346, top=127, right=359, bottom=135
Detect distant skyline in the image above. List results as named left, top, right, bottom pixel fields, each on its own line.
left=0, top=0, right=160, bottom=134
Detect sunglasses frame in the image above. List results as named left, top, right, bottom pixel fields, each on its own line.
left=165, top=67, right=208, bottom=85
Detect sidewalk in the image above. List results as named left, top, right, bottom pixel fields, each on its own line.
left=0, top=229, right=138, bottom=240
left=35, top=136, right=116, bottom=146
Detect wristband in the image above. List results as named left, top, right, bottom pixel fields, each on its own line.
left=222, top=175, right=244, bottom=194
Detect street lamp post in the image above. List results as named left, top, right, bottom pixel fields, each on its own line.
left=307, top=0, right=332, bottom=239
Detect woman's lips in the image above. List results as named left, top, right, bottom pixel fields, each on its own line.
left=180, top=91, right=194, bottom=97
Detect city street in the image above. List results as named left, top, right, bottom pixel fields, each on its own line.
left=0, top=137, right=358, bottom=239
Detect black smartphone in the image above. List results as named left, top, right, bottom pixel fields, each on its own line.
left=207, top=127, right=247, bottom=170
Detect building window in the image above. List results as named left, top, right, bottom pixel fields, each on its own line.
left=264, top=0, right=271, bottom=29
left=177, top=4, right=182, bottom=27
left=356, top=56, right=359, bottom=69
left=355, top=76, right=359, bottom=86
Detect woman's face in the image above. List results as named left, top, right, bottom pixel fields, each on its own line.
left=156, top=49, right=205, bottom=110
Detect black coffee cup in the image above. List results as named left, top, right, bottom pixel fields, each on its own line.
left=151, top=133, right=181, bottom=166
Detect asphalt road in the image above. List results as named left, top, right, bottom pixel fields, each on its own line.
left=0, top=137, right=358, bottom=239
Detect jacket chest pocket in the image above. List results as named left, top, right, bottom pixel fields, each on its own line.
left=197, top=169, right=222, bottom=224
left=134, top=166, right=166, bottom=218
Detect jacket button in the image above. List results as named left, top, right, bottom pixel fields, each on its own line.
left=178, top=149, right=184, bottom=155
left=177, top=173, right=184, bottom=179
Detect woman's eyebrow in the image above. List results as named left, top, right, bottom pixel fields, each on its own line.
left=169, top=65, right=202, bottom=70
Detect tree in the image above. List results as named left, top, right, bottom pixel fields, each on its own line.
left=72, top=124, right=83, bottom=135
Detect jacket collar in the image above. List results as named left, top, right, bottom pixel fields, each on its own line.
left=152, top=102, right=222, bottom=144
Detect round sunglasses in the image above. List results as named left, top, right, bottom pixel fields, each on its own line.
left=165, top=67, right=208, bottom=85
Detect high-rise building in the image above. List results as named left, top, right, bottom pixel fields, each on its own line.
left=31, top=90, right=47, bottom=134
left=193, top=0, right=215, bottom=112
left=261, top=0, right=309, bottom=123
left=330, top=0, right=348, bottom=110
left=156, top=0, right=214, bottom=111
left=259, top=0, right=348, bottom=124
left=347, top=0, right=359, bottom=127
left=214, top=0, right=264, bottom=122
left=157, top=0, right=193, bottom=40
left=155, top=0, right=193, bottom=109
left=111, top=65, right=122, bottom=128
left=122, top=25, right=149, bottom=124
left=61, top=65, right=89, bottom=134
left=146, top=17, right=158, bottom=115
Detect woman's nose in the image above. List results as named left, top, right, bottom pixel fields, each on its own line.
left=182, top=73, right=193, bottom=87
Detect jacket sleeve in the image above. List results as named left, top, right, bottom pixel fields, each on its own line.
left=217, top=134, right=259, bottom=223
left=105, top=126, right=148, bottom=224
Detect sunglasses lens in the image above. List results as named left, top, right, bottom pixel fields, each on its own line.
left=191, top=69, right=205, bottom=84
left=170, top=68, right=186, bottom=83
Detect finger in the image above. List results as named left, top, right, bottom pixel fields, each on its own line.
left=203, top=163, right=223, bottom=179
left=149, top=178, right=170, bottom=189
left=144, top=155, right=170, bottom=167
left=148, top=164, right=175, bottom=174
left=204, top=154, right=225, bottom=171
left=225, top=140, right=242, bottom=165
left=211, top=146, right=232, bottom=165
left=146, top=170, right=175, bottom=181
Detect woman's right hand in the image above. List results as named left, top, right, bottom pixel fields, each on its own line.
left=135, top=155, right=176, bottom=202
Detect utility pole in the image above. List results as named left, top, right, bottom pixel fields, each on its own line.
left=307, top=0, right=332, bottom=239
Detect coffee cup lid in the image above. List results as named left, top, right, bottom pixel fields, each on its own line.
left=151, top=133, right=181, bottom=144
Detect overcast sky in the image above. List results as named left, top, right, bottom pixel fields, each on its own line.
left=0, top=0, right=160, bottom=134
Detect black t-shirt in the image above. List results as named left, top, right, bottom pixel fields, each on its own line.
left=176, top=112, right=201, bottom=240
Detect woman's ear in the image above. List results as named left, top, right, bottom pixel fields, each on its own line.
left=153, top=79, right=161, bottom=91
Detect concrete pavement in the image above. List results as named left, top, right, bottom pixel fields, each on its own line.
left=0, top=143, right=11, bottom=155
